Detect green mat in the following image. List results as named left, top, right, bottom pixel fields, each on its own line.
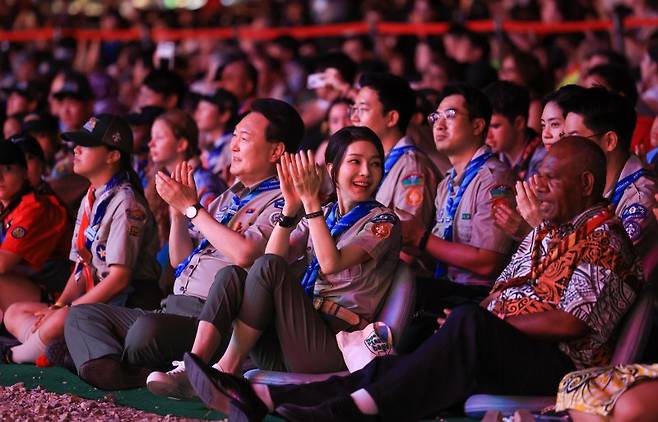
left=0, top=364, right=285, bottom=421
left=0, top=364, right=477, bottom=421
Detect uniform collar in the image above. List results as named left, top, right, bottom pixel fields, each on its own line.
left=445, top=145, right=492, bottom=184
left=390, top=136, right=413, bottom=150
left=232, top=175, right=278, bottom=198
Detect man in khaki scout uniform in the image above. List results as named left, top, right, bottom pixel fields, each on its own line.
left=64, top=99, right=304, bottom=390
left=350, top=73, right=439, bottom=244
left=400, top=84, right=517, bottom=351
left=563, top=87, right=658, bottom=258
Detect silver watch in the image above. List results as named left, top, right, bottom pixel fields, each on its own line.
left=184, top=203, right=203, bottom=219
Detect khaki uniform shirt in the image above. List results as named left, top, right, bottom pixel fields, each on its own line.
left=432, top=146, right=517, bottom=287
left=605, top=154, right=658, bottom=258
left=173, top=179, right=283, bottom=300
left=288, top=204, right=401, bottom=323
left=70, top=179, right=160, bottom=285
left=376, top=137, right=439, bottom=229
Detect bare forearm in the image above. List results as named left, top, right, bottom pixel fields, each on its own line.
left=192, top=209, right=261, bottom=268
left=425, top=235, right=506, bottom=278
left=265, top=224, right=292, bottom=257
left=169, top=213, right=194, bottom=266
left=54, top=272, right=82, bottom=305
left=72, top=269, right=131, bottom=306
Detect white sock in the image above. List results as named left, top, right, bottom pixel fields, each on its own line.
left=351, top=388, right=379, bottom=415
left=11, top=332, right=47, bottom=363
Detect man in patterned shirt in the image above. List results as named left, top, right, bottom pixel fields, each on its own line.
left=186, top=137, right=642, bottom=422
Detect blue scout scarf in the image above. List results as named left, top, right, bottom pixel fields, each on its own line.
left=299, top=200, right=380, bottom=296
left=435, top=152, right=493, bottom=278
left=74, top=171, right=127, bottom=286
left=383, top=145, right=417, bottom=179
left=174, top=176, right=280, bottom=278
left=611, top=169, right=648, bottom=207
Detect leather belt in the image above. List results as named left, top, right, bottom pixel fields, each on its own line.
left=313, top=296, right=369, bottom=330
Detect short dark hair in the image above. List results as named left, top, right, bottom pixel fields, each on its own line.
left=358, top=72, right=416, bottom=134
left=143, top=69, right=186, bottom=107
left=541, top=84, right=587, bottom=113
left=562, top=87, right=636, bottom=151
left=325, top=126, right=385, bottom=188
left=315, top=52, right=357, bottom=86
left=483, top=80, right=530, bottom=123
left=585, top=64, right=638, bottom=106
left=587, top=48, right=630, bottom=69
left=439, top=83, right=492, bottom=141
left=250, top=98, right=304, bottom=153
left=214, top=56, right=259, bottom=97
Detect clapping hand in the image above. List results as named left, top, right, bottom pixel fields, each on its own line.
left=516, top=178, right=542, bottom=228
left=277, top=153, right=302, bottom=216
left=155, top=161, right=198, bottom=214
left=493, top=201, right=532, bottom=240
left=288, top=150, right=323, bottom=211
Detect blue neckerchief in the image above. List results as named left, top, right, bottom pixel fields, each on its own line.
left=435, top=152, right=493, bottom=278
left=74, top=171, right=127, bottom=279
left=383, top=145, right=417, bottom=178
left=611, top=169, right=648, bottom=206
left=299, top=200, right=380, bottom=296
left=174, top=176, right=280, bottom=278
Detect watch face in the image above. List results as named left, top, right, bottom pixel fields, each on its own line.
left=185, top=206, right=197, bottom=219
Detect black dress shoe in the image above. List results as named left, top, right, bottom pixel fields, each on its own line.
left=79, top=357, right=150, bottom=390
left=276, top=396, right=375, bottom=422
left=183, top=352, right=268, bottom=422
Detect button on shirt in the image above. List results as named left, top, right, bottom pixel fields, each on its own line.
left=287, top=205, right=401, bottom=323
left=376, top=137, right=439, bottom=229
left=69, top=181, right=160, bottom=285
left=173, top=179, right=283, bottom=300
left=432, top=146, right=517, bottom=287
left=605, top=154, right=658, bottom=258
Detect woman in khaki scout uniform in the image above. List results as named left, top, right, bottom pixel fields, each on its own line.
left=187, top=126, right=401, bottom=380
left=2, top=114, right=159, bottom=365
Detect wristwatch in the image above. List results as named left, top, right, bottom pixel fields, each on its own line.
left=184, top=203, right=203, bottom=219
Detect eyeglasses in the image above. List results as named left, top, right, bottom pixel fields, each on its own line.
left=348, top=106, right=370, bottom=119
left=559, top=131, right=607, bottom=140
left=427, top=108, right=465, bottom=126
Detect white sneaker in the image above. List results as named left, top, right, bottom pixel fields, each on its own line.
left=146, top=360, right=196, bottom=400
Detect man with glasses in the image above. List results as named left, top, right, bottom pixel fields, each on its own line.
left=562, top=87, right=658, bottom=257
left=398, top=83, right=517, bottom=351
left=350, top=72, right=438, bottom=253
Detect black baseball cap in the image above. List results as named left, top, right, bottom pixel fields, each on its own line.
left=125, top=105, right=166, bottom=126
left=61, top=114, right=133, bottom=156
left=0, top=141, right=27, bottom=168
left=22, top=112, right=59, bottom=134
left=53, top=72, right=94, bottom=101
left=2, top=81, right=39, bottom=101
left=8, top=133, right=45, bottom=162
left=195, top=88, right=239, bottom=113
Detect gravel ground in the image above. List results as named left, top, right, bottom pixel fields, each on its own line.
left=0, top=383, right=224, bottom=422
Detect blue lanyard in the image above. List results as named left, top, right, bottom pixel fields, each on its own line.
left=611, top=169, right=647, bottom=206
left=299, top=200, right=379, bottom=296
left=435, top=152, right=493, bottom=278
left=174, top=177, right=280, bottom=278
left=383, top=145, right=417, bottom=178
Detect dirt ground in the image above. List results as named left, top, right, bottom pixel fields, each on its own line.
left=0, top=383, right=224, bottom=422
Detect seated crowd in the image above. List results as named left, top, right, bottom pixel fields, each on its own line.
left=1, top=38, right=658, bottom=422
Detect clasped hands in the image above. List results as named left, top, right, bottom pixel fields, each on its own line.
left=277, top=151, right=323, bottom=216
left=493, top=177, right=543, bottom=239
left=155, top=161, right=199, bottom=215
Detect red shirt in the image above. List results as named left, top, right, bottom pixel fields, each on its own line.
left=1, top=192, right=71, bottom=271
